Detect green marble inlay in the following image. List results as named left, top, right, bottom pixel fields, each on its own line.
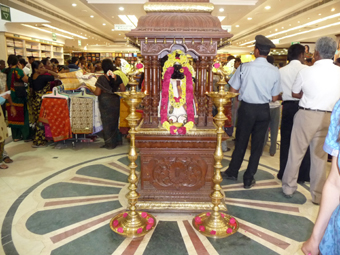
left=227, top=205, right=314, bottom=242
left=208, top=232, right=279, bottom=255
left=51, top=225, right=125, bottom=255
left=26, top=201, right=121, bottom=235
left=77, top=164, right=129, bottom=183
left=118, top=156, right=141, bottom=172
left=225, top=187, right=307, bottom=204
left=221, top=169, right=275, bottom=186
left=221, top=158, right=230, bottom=168
left=143, top=221, right=187, bottom=255
left=41, top=182, right=121, bottom=199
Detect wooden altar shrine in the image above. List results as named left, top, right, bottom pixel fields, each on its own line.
left=125, top=0, right=233, bottom=212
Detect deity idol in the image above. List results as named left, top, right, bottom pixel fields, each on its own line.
left=160, top=50, right=196, bottom=135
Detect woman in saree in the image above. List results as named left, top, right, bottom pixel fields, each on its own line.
left=90, top=59, right=126, bottom=149
left=30, top=61, right=59, bottom=148
left=3, top=55, right=31, bottom=142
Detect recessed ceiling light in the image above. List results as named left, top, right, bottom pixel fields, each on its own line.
left=298, top=21, right=300, bottom=23
left=319, top=13, right=322, bottom=15
left=265, top=6, right=271, bottom=10
left=289, top=24, right=291, bottom=26
left=111, top=29, right=115, bottom=31
left=119, top=34, right=121, bottom=35
left=219, top=8, right=224, bottom=12
left=247, top=17, right=252, bottom=20
left=90, top=15, right=94, bottom=18
left=332, top=8, right=335, bottom=12
left=72, top=3, right=77, bottom=7
left=236, top=25, right=239, bottom=27
left=282, top=27, right=284, bottom=29
left=103, top=23, right=106, bottom=26
left=119, top=7, right=124, bottom=11
left=275, top=28, right=278, bottom=31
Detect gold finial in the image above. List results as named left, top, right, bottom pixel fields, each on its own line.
left=154, top=38, right=157, bottom=44
left=145, top=37, right=148, bottom=44
left=164, top=38, right=166, bottom=44
left=173, top=38, right=176, bottom=44
left=202, top=38, right=204, bottom=44
left=192, top=38, right=195, bottom=45
left=210, top=38, right=213, bottom=45
left=183, top=38, right=185, bottom=44
left=136, top=38, right=139, bottom=44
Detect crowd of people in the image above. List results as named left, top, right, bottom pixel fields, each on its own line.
left=0, top=55, right=129, bottom=168
left=222, top=35, right=340, bottom=255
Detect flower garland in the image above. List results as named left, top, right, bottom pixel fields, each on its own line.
left=161, top=66, right=195, bottom=135
left=169, top=76, right=186, bottom=108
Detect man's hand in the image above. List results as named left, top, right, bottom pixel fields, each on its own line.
left=10, top=106, right=16, bottom=117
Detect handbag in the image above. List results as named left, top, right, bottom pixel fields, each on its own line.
left=14, top=81, right=27, bottom=98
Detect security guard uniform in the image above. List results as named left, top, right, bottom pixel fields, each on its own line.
left=224, top=35, right=281, bottom=188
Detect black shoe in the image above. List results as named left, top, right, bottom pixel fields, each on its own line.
left=244, top=179, right=256, bottom=189
left=276, top=173, right=282, bottom=180
left=223, top=172, right=237, bottom=180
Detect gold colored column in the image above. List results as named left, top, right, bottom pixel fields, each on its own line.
left=192, top=80, right=239, bottom=238
left=110, top=80, right=156, bottom=238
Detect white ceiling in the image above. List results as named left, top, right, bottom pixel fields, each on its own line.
left=2, top=0, right=340, bottom=53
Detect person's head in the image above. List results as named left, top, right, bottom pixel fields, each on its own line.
left=16, top=55, right=23, bottom=60
left=79, top=56, right=86, bottom=63
left=304, top=45, right=310, bottom=54
left=115, top=57, right=121, bottom=67
left=254, top=35, right=275, bottom=57
left=31, top=61, right=44, bottom=76
left=41, top=58, right=52, bottom=70
left=28, top=56, right=35, bottom=64
left=0, top=60, right=5, bottom=70
left=102, top=59, right=117, bottom=74
left=227, top=55, right=235, bottom=62
left=279, top=62, right=284, bottom=68
left=18, top=59, right=27, bottom=70
left=71, top=57, right=79, bottom=65
left=266, top=55, right=275, bottom=65
left=234, top=58, right=241, bottom=69
left=334, top=58, right=340, bottom=67
left=7, top=54, right=18, bottom=67
left=314, top=36, right=337, bottom=61
left=50, top=58, right=59, bottom=65
left=94, top=61, right=102, bottom=71
left=287, top=44, right=305, bottom=62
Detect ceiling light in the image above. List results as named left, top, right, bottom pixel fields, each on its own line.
left=72, top=3, right=77, bottom=7
left=22, top=24, right=73, bottom=39
left=265, top=6, right=271, bottom=10
left=247, top=17, right=252, bottom=20
left=289, top=24, right=291, bottom=26
left=298, top=21, right=300, bottom=23
left=119, top=7, right=124, bottom=11
left=118, top=15, right=136, bottom=28
left=119, top=34, right=121, bottom=35
left=275, top=28, right=278, bottom=31
left=332, top=8, right=335, bottom=12
left=127, top=15, right=138, bottom=27
left=236, top=25, right=239, bottom=27
left=282, top=27, right=284, bottom=29
left=103, top=23, right=106, bottom=26
left=90, top=15, right=94, bottom=18
left=111, top=29, right=115, bottom=31
left=42, top=24, right=88, bottom=39
left=218, top=16, right=226, bottom=22
left=219, top=8, right=224, bottom=12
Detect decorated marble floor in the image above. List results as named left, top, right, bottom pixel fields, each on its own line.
left=0, top=138, right=323, bottom=255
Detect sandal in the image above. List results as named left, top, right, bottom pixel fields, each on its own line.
left=0, top=164, right=8, bottom=169
left=3, top=157, right=13, bottom=164
left=13, top=139, right=21, bottom=142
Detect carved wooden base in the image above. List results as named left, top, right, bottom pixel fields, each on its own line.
left=135, top=134, right=221, bottom=212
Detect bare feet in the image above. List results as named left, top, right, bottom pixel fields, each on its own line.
left=0, top=164, right=8, bottom=169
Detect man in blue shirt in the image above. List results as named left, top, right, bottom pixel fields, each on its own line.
left=223, top=35, right=281, bottom=189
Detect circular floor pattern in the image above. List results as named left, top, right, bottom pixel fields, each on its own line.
left=2, top=152, right=315, bottom=255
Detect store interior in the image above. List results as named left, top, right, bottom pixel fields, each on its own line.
left=0, top=0, right=340, bottom=254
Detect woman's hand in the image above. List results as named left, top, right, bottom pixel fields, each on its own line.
left=1, top=94, right=10, bottom=100
left=10, top=105, right=16, bottom=117
left=301, top=236, right=320, bottom=255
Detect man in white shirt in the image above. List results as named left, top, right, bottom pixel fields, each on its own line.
left=277, top=44, right=311, bottom=184
left=282, top=37, right=340, bottom=204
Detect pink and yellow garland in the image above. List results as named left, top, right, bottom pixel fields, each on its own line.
left=161, top=67, right=195, bottom=135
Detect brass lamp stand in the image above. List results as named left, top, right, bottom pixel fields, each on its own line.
left=110, top=79, right=156, bottom=238
left=192, top=80, right=239, bottom=238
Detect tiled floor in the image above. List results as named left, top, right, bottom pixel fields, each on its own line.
left=0, top=137, right=324, bottom=255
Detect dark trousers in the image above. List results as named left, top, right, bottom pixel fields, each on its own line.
left=278, top=101, right=310, bottom=182
left=226, top=101, right=270, bottom=184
